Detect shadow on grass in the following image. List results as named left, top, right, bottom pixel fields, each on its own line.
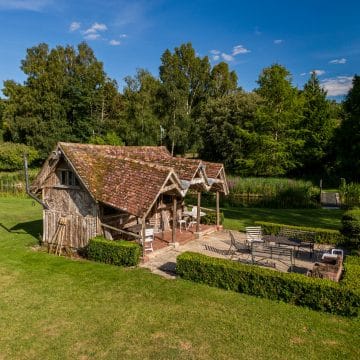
left=0, top=220, right=42, bottom=239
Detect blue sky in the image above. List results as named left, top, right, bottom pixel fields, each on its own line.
left=0, top=0, right=359, bottom=98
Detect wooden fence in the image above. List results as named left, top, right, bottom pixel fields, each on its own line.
left=43, top=210, right=98, bottom=249
left=0, top=180, right=26, bottom=196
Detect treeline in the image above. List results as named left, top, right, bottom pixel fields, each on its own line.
left=0, top=42, right=359, bottom=181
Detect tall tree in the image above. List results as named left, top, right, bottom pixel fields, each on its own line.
left=255, top=64, right=303, bottom=176
left=336, top=75, right=360, bottom=180
left=120, top=69, right=161, bottom=145
left=209, top=62, right=238, bottom=98
left=2, top=42, right=118, bottom=157
left=159, top=43, right=211, bottom=155
left=298, top=71, right=336, bottom=176
left=199, top=91, right=261, bottom=172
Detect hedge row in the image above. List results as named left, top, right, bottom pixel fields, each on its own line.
left=342, top=256, right=360, bottom=294
left=86, top=236, right=141, bottom=266
left=254, top=221, right=344, bottom=245
left=341, top=210, right=360, bottom=249
left=176, top=252, right=360, bottom=316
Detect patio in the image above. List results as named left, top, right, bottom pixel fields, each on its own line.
left=141, top=230, right=333, bottom=279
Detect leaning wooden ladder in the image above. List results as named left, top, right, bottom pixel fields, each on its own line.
left=48, top=217, right=67, bottom=256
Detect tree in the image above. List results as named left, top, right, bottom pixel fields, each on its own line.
left=2, top=42, right=119, bottom=157
left=298, top=72, right=336, bottom=177
left=119, top=69, right=161, bottom=145
left=159, top=43, right=211, bottom=155
left=199, top=91, right=261, bottom=172
left=254, top=64, right=304, bottom=176
left=209, top=62, right=238, bottom=98
left=336, top=75, right=360, bottom=180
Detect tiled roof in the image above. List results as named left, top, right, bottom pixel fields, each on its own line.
left=59, top=143, right=176, bottom=216
left=34, top=142, right=227, bottom=216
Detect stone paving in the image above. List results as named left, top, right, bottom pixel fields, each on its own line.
left=140, top=230, right=328, bottom=279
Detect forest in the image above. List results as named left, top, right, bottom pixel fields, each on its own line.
left=0, top=41, right=359, bottom=183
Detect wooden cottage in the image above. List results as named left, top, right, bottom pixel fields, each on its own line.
left=30, top=142, right=228, bottom=251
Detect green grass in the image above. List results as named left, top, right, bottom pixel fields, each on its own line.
left=222, top=206, right=344, bottom=231
left=0, top=197, right=359, bottom=359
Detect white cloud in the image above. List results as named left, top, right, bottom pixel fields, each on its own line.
left=119, top=34, right=128, bottom=38
left=312, top=69, right=325, bottom=76
left=221, top=53, right=234, bottom=62
left=274, top=39, right=283, bottom=44
left=0, top=0, right=52, bottom=11
left=84, top=33, right=100, bottom=40
left=300, top=72, right=307, bottom=76
left=329, top=58, right=347, bottom=64
left=232, top=45, right=250, bottom=55
left=109, top=39, right=121, bottom=46
left=69, top=21, right=81, bottom=32
left=321, top=76, right=353, bottom=96
left=212, top=55, right=220, bottom=61
left=84, top=22, right=107, bottom=35
left=210, top=49, right=220, bottom=55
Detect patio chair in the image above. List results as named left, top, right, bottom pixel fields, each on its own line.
left=144, top=228, right=154, bottom=252
left=228, top=231, right=250, bottom=259
left=245, top=226, right=263, bottom=245
left=177, top=214, right=187, bottom=232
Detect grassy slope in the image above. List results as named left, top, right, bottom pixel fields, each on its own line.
left=0, top=197, right=359, bottom=359
left=222, top=206, right=344, bottom=231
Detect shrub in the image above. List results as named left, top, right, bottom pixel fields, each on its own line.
left=339, top=182, right=360, bottom=208
left=177, top=252, right=360, bottom=316
left=254, top=221, right=344, bottom=245
left=86, top=236, right=140, bottom=266
left=341, top=210, right=360, bottom=249
left=0, top=142, right=39, bottom=171
left=342, top=256, right=360, bottom=295
left=201, top=211, right=224, bottom=225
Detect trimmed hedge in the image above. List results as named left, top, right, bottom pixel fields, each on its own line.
left=341, top=210, right=360, bottom=249
left=342, top=256, right=360, bottom=294
left=176, top=252, right=360, bottom=316
left=86, top=236, right=140, bottom=266
left=254, top=221, right=344, bottom=245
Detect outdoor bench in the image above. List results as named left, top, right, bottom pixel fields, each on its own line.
left=251, top=242, right=294, bottom=271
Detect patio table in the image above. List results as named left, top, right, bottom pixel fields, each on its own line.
left=263, top=235, right=314, bottom=258
left=127, top=223, right=153, bottom=234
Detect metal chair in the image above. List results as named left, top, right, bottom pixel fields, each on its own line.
left=228, top=231, right=250, bottom=260
left=245, top=226, right=263, bottom=245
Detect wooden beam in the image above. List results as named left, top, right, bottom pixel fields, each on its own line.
left=100, top=223, right=140, bottom=239
left=172, top=196, right=176, bottom=243
left=216, top=191, right=220, bottom=228
left=141, top=216, right=146, bottom=259
left=196, top=192, right=201, bottom=232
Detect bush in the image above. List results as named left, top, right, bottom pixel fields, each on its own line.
left=0, top=142, right=39, bottom=171
left=341, top=210, right=360, bottom=249
left=86, top=236, right=141, bottom=266
left=255, top=221, right=344, bottom=245
left=339, top=181, right=360, bottom=208
left=201, top=210, right=224, bottom=225
left=342, top=256, right=360, bottom=295
left=177, top=252, right=360, bottom=316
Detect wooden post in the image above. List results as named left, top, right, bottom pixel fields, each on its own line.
left=196, top=191, right=201, bottom=233
left=141, top=216, right=146, bottom=259
left=216, top=191, right=220, bottom=228
left=172, top=196, right=177, bottom=243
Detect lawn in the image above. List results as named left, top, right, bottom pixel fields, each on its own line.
left=0, top=197, right=359, bottom=359
left=222, top=206, right=344, bottom=231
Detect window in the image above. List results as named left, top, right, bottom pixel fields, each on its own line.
left=59, top=170, right=79, bottom=187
